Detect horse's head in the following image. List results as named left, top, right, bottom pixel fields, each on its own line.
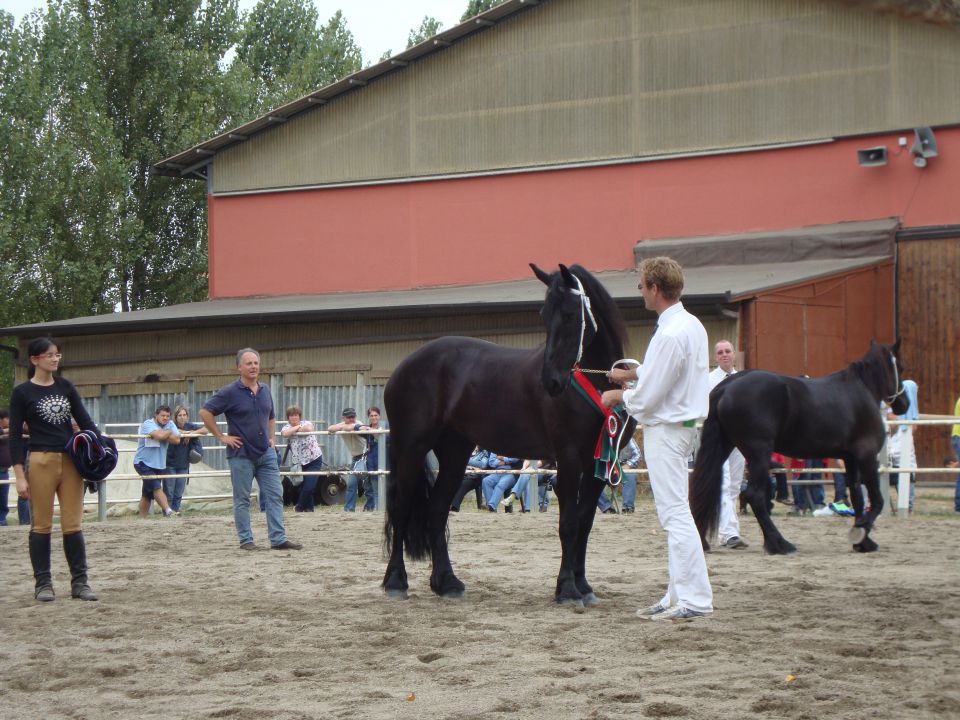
left=532, top=263, right=597, bottom=396
left=870, top=339, right=909, bottom=415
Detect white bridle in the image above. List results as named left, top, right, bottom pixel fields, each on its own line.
left=568, top=274, right=597, bottom=367
left=885, top=350, right=905, bottom=404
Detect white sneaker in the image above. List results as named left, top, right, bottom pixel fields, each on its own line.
left=650, top=606, right=709, bottom=622
left=501, top=493, right=517, bottom=507
left=636, top=602, right=671, bottom=618
left=811, top=506, right=835, bottom=517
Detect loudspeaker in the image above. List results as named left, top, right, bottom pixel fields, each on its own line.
left=911, top=127, right=938, bottom=167
left=857, top=146, right=887, bottom=167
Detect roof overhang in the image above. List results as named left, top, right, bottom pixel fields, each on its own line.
left=151, top=0, right=543, bottom=179
left=0, top=256, right=890, bottom=338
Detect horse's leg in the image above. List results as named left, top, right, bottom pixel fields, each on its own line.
left=382, top=450, right=416, bottom=599
left=850, top=457, right=881, bottom=553
left=572, top=463, right=606, bottom=606
left=553, top=457, right=586, bottom=607
left=427, top=431, right=474, bottom=598
left=743, top=452, right=796, bottom=554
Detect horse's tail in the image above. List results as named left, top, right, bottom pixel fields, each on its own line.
left=382, top=448, right=433, bottom=562
left=689, top=391, right=733, bottom=547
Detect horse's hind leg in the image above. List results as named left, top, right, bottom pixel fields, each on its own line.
left=743, top=454, right=796, bottom=555
left=382, top=449, right=428, bottom=599
left=383, top=524, right=409, bottom=599
left=427, top=431, right=474, bottom=598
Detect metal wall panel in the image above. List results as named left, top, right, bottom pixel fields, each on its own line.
left=213, top=0, right=960, bottom=194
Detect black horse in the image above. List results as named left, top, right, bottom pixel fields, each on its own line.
left=689, top=340, right=908, bottom=555
left=381, top=264, right=634, bottom=607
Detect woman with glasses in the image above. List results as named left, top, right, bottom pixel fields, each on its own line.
left=10, top=337, right=101, bottom=602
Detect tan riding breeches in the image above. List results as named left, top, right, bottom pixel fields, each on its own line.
left=28, top=451, right=85, bottom=535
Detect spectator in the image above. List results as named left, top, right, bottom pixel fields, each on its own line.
left=707, top=340, right=747, bottom=548
left=362, top=407, right=387, bottom=511
left=0, top=408, right=29, bottom=525
left=162, top=405, right=207, bottom=513
left=280, top=405, right=324, bottom=513
left=597, top=438, right=642, bottom=514
left=502, top=459, right=557, bottom=512
left=133, top=405, right=181, bottom=518
left=10, top=337, right=100, bottom=601
left=200, top=348, right=302, bottom=551
left=953, top=391, right=960, bottom=514
left=328, top=408, right=373, bottom=512
left=450, top=447, right=491, bottom=512
left=886, top=380, right=919, bottom=513
left=602, top=256, right=713, bottom=622
left=792, top=458, right=826, bottom=515
left=481, top=454, right=522, bottom=511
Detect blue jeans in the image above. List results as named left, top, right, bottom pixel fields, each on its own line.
left=952, top=436, right=960, bottom=512
left=597, top=472, right=638, bottom=511
left=0, top=471, right=31, bottom=525
left=163, top=467, right=188, bottom=512
left=793, top=461, right=826, bottom=510
left=227, top=450, right=288, bottom=547
left=509, top=472, right=548, bottom=512
left=482, top=472, right=517, bottom=510
left=344, top=458, right=377, bottom=511
left=295, top=456, right=324, bottom=512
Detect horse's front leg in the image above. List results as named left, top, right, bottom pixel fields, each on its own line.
left=428, top=442, right=473, bottom=598
left=553, top=466, right=585, bottom=607
left=849, top=458, right=881, bottom=553
left=572, top=471, right=605, bottom=606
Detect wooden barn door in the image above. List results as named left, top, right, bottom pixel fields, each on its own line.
left=896, top=233, right=960, bottom=470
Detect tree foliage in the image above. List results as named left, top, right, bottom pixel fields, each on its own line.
left=461, top=0, right=505, bottom=22
left=406, top=16, right=443, bottom=49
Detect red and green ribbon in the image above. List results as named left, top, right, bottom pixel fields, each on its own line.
left=571, top=368, right=630, bottom=486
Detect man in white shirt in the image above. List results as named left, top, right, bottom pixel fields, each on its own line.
left=708, top=340, right=748, bottom=549
left=602, top=256, right=713, bottom=622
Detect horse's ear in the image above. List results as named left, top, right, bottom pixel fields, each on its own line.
left=530, top=263, right=552, bottom=286
left=559, top=264, right=576, bottom=288
left=893, top=337, right=901, bottom=353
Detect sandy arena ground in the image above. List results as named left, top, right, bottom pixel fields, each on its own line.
left=2, top=494, right=959, bottom=720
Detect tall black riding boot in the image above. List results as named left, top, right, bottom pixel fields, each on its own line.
left=29, top=531, right=55, bottom=602
left=63, top=531, right=98, bottom=601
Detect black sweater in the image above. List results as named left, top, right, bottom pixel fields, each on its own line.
left=9, top=377, right=98, bottom=465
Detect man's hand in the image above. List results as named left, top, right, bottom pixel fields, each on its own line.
left=601, top=389, right=624, bottom=408
left=15, top=474, right=29, bottom=500
left=606, top=368, right=636, bottom=386
left=220, top=434, right=243, bottom=449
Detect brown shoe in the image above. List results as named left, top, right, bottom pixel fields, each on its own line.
left=271, top=540, right=303, bottom=551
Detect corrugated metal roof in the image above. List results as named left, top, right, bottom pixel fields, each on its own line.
left=151, top=0, right=543, bottom=178
left=0, top=257, right=889, bottom=337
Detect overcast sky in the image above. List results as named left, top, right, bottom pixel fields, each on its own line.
left=0, top=0, right=469, bottom=65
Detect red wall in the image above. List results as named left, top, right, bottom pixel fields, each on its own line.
left=207, top=129, right=959, bottom=298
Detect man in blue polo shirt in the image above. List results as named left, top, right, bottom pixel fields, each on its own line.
left=200, top=348, right=302, bottom=551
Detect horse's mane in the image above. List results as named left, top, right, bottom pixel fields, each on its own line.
left=849, top=342, right=892, bottom=399
left=568, top=264, right=629, bottom=358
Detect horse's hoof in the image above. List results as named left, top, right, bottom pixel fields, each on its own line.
left=848, top=526, right=867, bottom=545
left=581, top=592, right=600, bottom=607
left=439, top=589, right=465, bottom=600
left=384, top=588, right=409, bottom=600
left=763, top=540, right=796, bottom=555
left=557, top=596, right=586, bottom=613
left=853, top=535, right=879, bottom=553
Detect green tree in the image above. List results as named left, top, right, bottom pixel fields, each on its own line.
left=461, top=0, right=504, bottom=22
left=235, top=2, right=361, bottom=107
left=0, top=0, right=244, bottom=321
left=406, top=16, right=442, bottom=49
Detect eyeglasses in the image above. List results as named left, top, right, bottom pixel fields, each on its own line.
left=34, top=353, right=62, bottom=360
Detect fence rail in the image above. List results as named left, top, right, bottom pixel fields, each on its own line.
left=2, top=418, right=956, bottom=521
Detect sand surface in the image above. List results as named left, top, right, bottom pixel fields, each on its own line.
left=2, top=499, right=959, bottom=720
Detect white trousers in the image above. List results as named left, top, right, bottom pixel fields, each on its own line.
left=718, top=448, right=745, bottom=543
left=644, top=423, right=713, bottom=613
